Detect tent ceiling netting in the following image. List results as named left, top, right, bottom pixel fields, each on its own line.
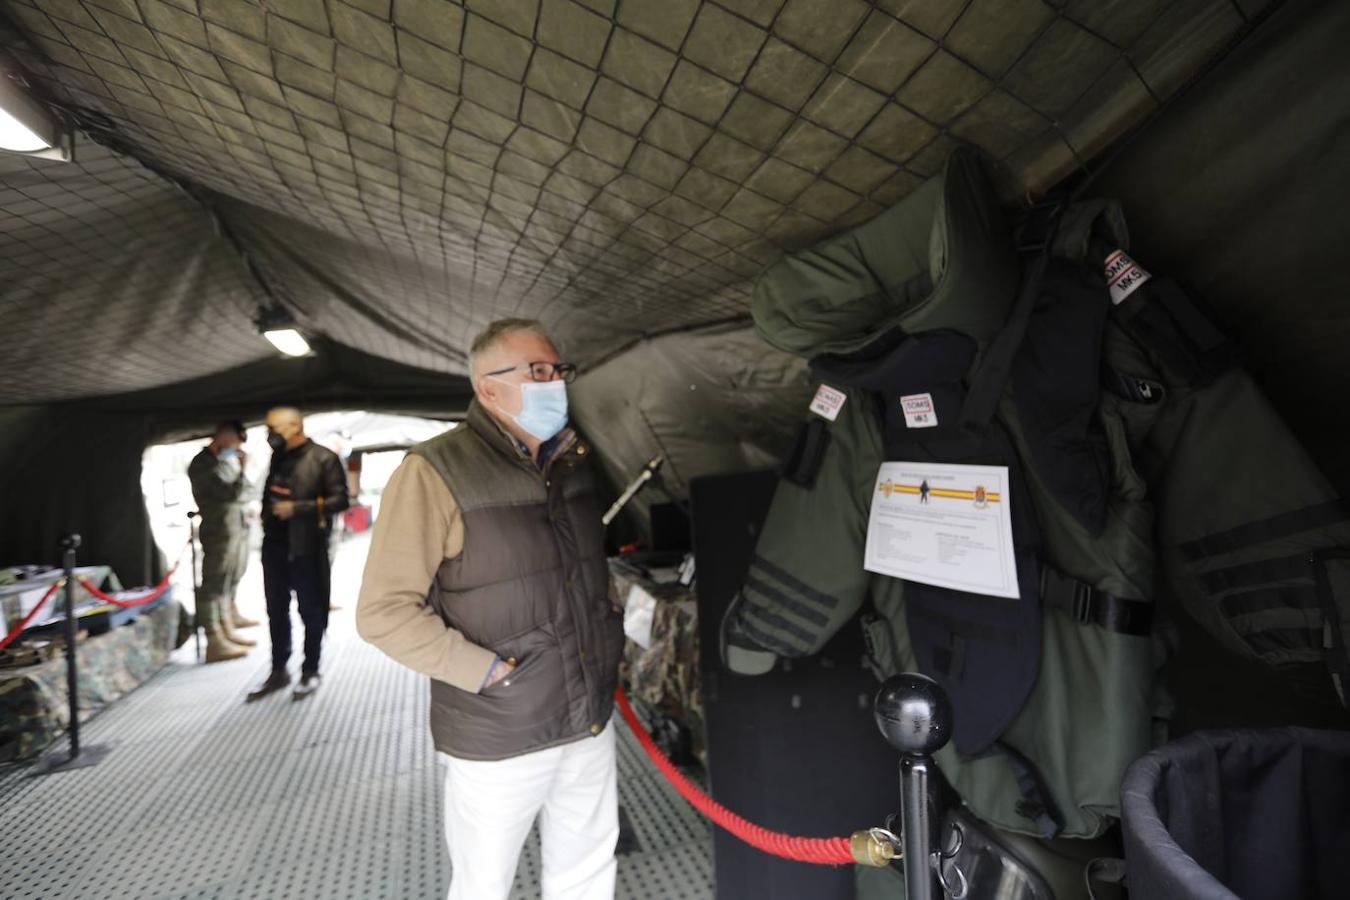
left=0, top=0, right=1264, bottom=403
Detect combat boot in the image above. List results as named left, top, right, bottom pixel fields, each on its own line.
left=204, top=627, right=248, bottom=663
left=229, top=601, right=261, bottom=629
left=219, top=607, right=257, bottom=646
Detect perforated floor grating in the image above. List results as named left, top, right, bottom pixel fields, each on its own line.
left=0, top=533, right=713, bottom=900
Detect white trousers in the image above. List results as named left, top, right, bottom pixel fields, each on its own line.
left=441, top=725, right=618, bottom=900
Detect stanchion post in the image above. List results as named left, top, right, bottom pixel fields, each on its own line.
left=61, top=534, right=82, bottom=760
left=900, top=754, right=936, bottom=900
left=32, top=534, right=112, bottom=775
left=188, top=511, right=201, bottom=662
left=874, top=673, right=957, bottom=900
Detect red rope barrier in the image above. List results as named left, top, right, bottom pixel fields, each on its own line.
left=78, top=570, right=173, bottom=609
left=614, top=687, right=856, bottom=866
left=77, top=538, right=191, bottom=610
left=0, top=579, right=64, bottom=652
left=0, top=538, right=191, bottom=650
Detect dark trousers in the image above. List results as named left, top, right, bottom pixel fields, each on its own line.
left=262, top=540, right=331, bottom=675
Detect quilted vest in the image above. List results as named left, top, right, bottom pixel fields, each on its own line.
left=411, top=401, right=624, bottom=760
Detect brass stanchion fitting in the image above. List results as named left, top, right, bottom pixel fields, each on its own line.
left=850, top=829, right=900, bottom=867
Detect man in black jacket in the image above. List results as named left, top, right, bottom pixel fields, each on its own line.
left=247, top=407, right=350, bottom=702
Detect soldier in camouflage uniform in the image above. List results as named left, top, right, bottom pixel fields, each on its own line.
left=187, top=420, right=257, bottom=662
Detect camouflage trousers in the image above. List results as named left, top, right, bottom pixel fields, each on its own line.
left=197, top=530, right=249, bottom=630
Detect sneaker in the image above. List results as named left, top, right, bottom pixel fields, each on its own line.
left=245, top=669, right=291, bottom=703
left=292, top=672, right=321, bottom=700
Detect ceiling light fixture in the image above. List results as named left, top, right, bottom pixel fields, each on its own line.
left=254, top=304, right=313, bottom=357
left=263, top=328, right=313, bottom=357
left=0, top=73, right=71, bottom=160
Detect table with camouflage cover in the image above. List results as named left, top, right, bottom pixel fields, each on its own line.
left=0, top=595, right=184, bottom=762
left=612, top=563, right=705, bottom=767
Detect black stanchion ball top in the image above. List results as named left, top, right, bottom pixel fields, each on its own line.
left=873, top=672, right=953, bottom=756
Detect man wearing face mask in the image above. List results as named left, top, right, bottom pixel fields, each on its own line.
left=247, top=407, right=350, bottom=702
left=357, top=319, right=624, bottom=900
left=187, top=420, right=257, bottom=662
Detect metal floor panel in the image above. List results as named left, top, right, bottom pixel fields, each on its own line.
left=0, top=534, right=713, bottom=899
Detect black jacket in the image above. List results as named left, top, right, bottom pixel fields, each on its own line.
left=263, top=439, right=350, bottom=557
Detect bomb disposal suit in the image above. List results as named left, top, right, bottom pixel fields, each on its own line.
left=722, top=148, right=1350, bottom=851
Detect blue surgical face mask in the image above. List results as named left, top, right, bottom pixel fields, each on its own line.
left=494, top=378, right=569, bottom=441
left=218, top=447, right=239, bottom=460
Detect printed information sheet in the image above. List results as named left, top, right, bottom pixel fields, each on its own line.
left=864, top=461, right=1019, bottom=599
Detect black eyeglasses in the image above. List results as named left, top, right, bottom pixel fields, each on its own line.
left=484, top=361, right=578, bottom=383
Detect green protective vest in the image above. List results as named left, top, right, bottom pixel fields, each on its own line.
left=724, top=148, right=1162, bottom=840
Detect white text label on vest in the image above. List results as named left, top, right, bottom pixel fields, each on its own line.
left=1105, top=250, right=1152, bottom=305
left=901, top=393, right=938, bottom=428
left=810, top=384, right=847, bottom=421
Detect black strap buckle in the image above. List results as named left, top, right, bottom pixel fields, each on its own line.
left=1072, top=581, right=1095, bottom=626
left=1103, top=367, right=1165, bottom=404
left=1041, top=566, right=1154, bottom=636
left=781, top=416, right=831, bottom=488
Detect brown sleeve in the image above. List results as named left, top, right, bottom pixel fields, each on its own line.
left=355, top=454, right=497, bottom=692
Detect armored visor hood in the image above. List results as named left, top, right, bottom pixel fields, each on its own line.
left=752, top=147, right=1019, bottom=358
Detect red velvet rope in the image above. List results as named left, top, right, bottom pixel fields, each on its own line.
left=0, top=539, right=190, bottom=649
left=614, top=687, right=855, bottom=866
left=0, top=579, right=64, bottom=652
left=78, top=572, right=174, bottom=609
left=77, top=539, right=192, bottom=610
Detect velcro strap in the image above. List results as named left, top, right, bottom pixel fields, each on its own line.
left=1220, top=585, right=1321, bottom=617
left=1157, top=279, right=1227, bottom=353
left=960, top=198, right=1065, bottom=434
left=781, top=417, right=831, bottom=488
left=1112, top=279, right=1232, bottom=387
left=1040, top=567, right=1152, bottom=636
left=1197, top=553, right=1313, bottom=594
left=994, top=740, right=1065, bottom=839
left=1178, top=500, right=1350, bottom=562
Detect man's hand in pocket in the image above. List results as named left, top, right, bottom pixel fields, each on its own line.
left=484, top=656, right=517, bottom=688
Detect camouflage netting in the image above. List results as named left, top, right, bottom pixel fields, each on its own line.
left=0, top=0, right=1273, bottom=403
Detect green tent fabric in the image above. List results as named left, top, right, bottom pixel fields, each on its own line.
left=0, top=0, right=1284, bottom=405
left=569, top=323, right=811, bottom=539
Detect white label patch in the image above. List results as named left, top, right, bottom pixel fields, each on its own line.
left=1105, top=250, right=1152, bottom=305
left=900, top=393, right=938, bottom=428
left=809, top=384, right=847, bottom=421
